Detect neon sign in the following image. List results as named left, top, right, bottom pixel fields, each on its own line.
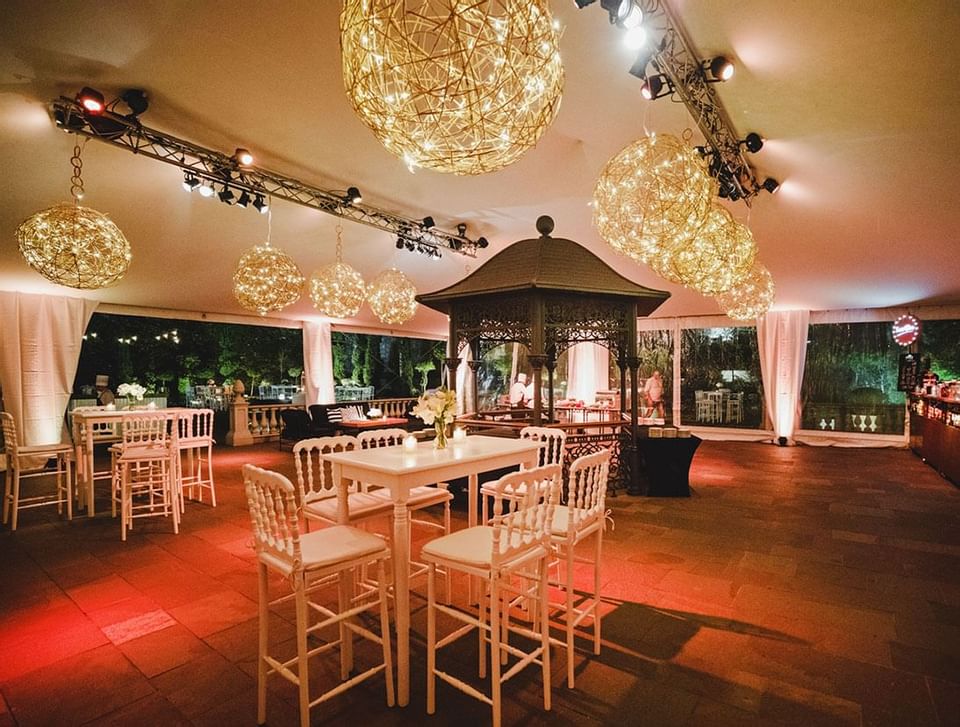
left=892, top=315, right=920, bottom=346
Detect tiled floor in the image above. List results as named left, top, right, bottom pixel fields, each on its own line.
left=1, top=441, right=958, bottom=726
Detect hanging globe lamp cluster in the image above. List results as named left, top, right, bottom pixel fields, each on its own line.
left=340, top=0, right=564, bottom=175
left=592, top=131, right=775, bottom=320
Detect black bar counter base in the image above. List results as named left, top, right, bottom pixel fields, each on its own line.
left=636, top=434, right=702, bottom=497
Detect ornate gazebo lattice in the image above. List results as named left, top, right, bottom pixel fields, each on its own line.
left=417, top=216, right=670, bottom=493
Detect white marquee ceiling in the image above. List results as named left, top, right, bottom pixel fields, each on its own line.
left=2, top=1, right=959, bottom=337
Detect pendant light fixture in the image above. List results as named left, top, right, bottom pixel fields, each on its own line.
left=16, top=141, right=132, bottom=289
left=309, top=223, right=366, bottom=318
left=232, top=205, right=304, bottom=315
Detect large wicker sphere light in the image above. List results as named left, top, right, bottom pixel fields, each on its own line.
left=341, top=0, right=564, bottom=175
left=16, top=203, right=132, bottom=289
left=717, top=262, right=775, bottom=321
left=659, top=204, right=757, bottom=295
left=309, top=262, right=366, bottom=318
left=593, top=133, right=713, bottom=265
left=233, top=243, right=304, bottom=316
left=367, top=268, right=418, bottom=324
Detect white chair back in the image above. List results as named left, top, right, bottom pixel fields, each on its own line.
left=178, top=409, right=214, bottom=444
left=357, top=428, right=408, bottom=449
left=565, top=449, right=611, bottom=533
left=293, top=435, right=358, bottom=505
left=519, top=426, right=566, bottom=468
left=487, top=463, right=561, bottom=569
left=120, top=412, right=170, bottom=450
left=242, top=464, right=301, bottom=569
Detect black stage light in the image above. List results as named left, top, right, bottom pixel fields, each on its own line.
left=236, top=191, right=251, bottom=208
left=629, top=51, right=654, bottom=80
left=762, top=177, right=780, bottom=194
left=743, top=132, right=764, bottom=153
left=218, top=186, right=235, bottom=204
left=477, top=236, right=489, bottom=248
left=252, top=194, right=269, bottom=213
left=120, top=89, right=149, bottom=116
left=346, top=186, right=362, bottom=204
left=456, top=223, right=467, bottom=236
left=396, top=237, right=405, bottom=249
left=182, top=172, right=200, bottom=192
left=421, top=216, right=435, bottom=229
left=640, top=75, right=669, bottom=100
left=573, top=0, right=597, bottom=8
left=601, top=0, right=632, bottom=24
left=704, top=56, right=735, bottom=82
left=234, top=148, right=254, bottom=166
left=77, top=87, right=105, bottom=114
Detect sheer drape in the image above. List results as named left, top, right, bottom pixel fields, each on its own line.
left=302, top=320, right=334, bottom=406
left=757, top=310, right=810, bottom=444
left=0, top=291, right=97, bottom=446
left=565, top=342, right=610, bottom=404
left=455, top=343, right=470, bottom=414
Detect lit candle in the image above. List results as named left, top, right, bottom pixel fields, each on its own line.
left=105, top=403, right=115, bottom=411
left=147, top=401, right=157, bottom=410
left=453, top=427, right=466, bottom=441
left=403, top=434, right=418, bottom=451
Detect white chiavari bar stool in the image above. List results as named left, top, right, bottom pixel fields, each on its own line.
left=726, top=392, right=744, bottom=424
left=356, top=428, right=453, bottom=598
left=1, top=412, right=73, bottom=531
left=292, top=436, right=393, bottom=529
left=243, top=464, right=394, bottom=727
left=110, top=412, right=178, bottom=541
left=547, top=448, right=612, bottom=688
left=177, top=408, right=217, bottom=506
left=423, top=463, right=561, bottom=727
left=481, top=426, right=566, bottom=524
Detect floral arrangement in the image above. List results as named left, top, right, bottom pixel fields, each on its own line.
left=412, top=388, right=457, bottom=448
left=117, top=382, right=147, bottom=401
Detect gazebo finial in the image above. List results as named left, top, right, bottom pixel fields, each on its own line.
left=536, top=215, right=554, bottom=238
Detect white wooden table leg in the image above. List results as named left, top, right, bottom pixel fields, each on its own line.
left=392, top=498, right=411, bottom=707
left=332, top=463, right=354, bottom=677
left=85, top=428, right=95, bottom=515
left=468, top=472, right=478, bottom=604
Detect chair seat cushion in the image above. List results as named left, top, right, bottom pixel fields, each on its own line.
left=299, top=525, right=388, bottom=570
left=549, top=505, right=599, bottom=540
left=18, top=442, right=73, bottom=456
left=368, top=485, right=452, bottom=509
left=480, top=480, right=527, bottom=497
left=422, top=525, right=546, bottom=569
left=304, top=491, right=393, bottom=523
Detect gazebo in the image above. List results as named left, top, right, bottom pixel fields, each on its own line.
left=417, top=216, right=669, bottom=492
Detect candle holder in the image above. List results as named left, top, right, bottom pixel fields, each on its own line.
left=403, top=435, right=418, bottom=451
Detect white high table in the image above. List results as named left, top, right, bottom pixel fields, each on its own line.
left=324, top=434, right=540, bottom=707
left=71, top=407, right=189, bottom=515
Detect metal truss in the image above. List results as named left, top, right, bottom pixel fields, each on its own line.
left=633, top=1, right=762, bottom=203
left=50, top=97, right=483, bottom=256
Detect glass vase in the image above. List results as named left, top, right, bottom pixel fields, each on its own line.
left=433, top=421, right=448, bottom=450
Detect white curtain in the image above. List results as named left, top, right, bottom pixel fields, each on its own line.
left=0, top=291, right=97, bottom=446
left=757, top=310, right=810, bottom=444
left=302, top=320, right=334, bottom=406
left=565, top=342, right=610, bottom=405
left=455, top=343, right=470, bottom=414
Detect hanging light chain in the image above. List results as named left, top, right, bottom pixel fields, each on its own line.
left=70, top=142, right=85, bottom=203
left=335, top=223, right=344, bottom=263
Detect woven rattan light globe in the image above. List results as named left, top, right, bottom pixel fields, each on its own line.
left=233, top=242, right=304, bottom=316
left=16, top=203, right=132, bottom=290
left=367, top=267, right=418, bottom=324
left=341, top=0, right=564, bottom=175
left=717, top=261, right=775, bottom=320
left=593, top=133, right=713, bottom=266
left=309, top=262, right=366, bottom=318
left=659, top=204, right=757, bottom=295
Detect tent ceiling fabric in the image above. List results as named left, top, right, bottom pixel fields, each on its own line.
left=1, top=1, right=958, bottom=338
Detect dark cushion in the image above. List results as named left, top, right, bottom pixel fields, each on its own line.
left=280, top=409, right=313, bottom=440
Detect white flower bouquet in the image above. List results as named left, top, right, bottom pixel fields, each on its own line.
left=411, top=388, right=457, bottom=448
left=117, top=382, right=147, bottom=401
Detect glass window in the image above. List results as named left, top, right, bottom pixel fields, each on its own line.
left=680, top=327, right=764, bottom=429
left=331, top=332, right=445, bottom=400
left=922, top=319, right=960, bottom=382
left=801, top=322, right=904, bottom=434
left=74, top=313, right=304, bottom=406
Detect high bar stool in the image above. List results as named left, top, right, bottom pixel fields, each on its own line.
left=1, top=412, right=73, bottom=531
left=423, top=463, right=561, bottom=727
left=242, top=464, right=394, bottom=727
left=547, top=448, right=612, bottom=688
left=177, top=408, right=217, bottom=506
left=481, top=426, right=566, bottom=524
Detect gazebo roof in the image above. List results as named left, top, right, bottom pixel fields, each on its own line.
left=417, top=217, right=670, bottom=316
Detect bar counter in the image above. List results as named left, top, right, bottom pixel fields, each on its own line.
left=909, top=393, right=960, bottom=486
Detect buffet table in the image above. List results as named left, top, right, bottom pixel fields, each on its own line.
left=909, top=394, right=960, bottom=485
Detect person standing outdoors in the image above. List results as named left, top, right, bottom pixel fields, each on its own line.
left=644, top=370, right=664, bottom=419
